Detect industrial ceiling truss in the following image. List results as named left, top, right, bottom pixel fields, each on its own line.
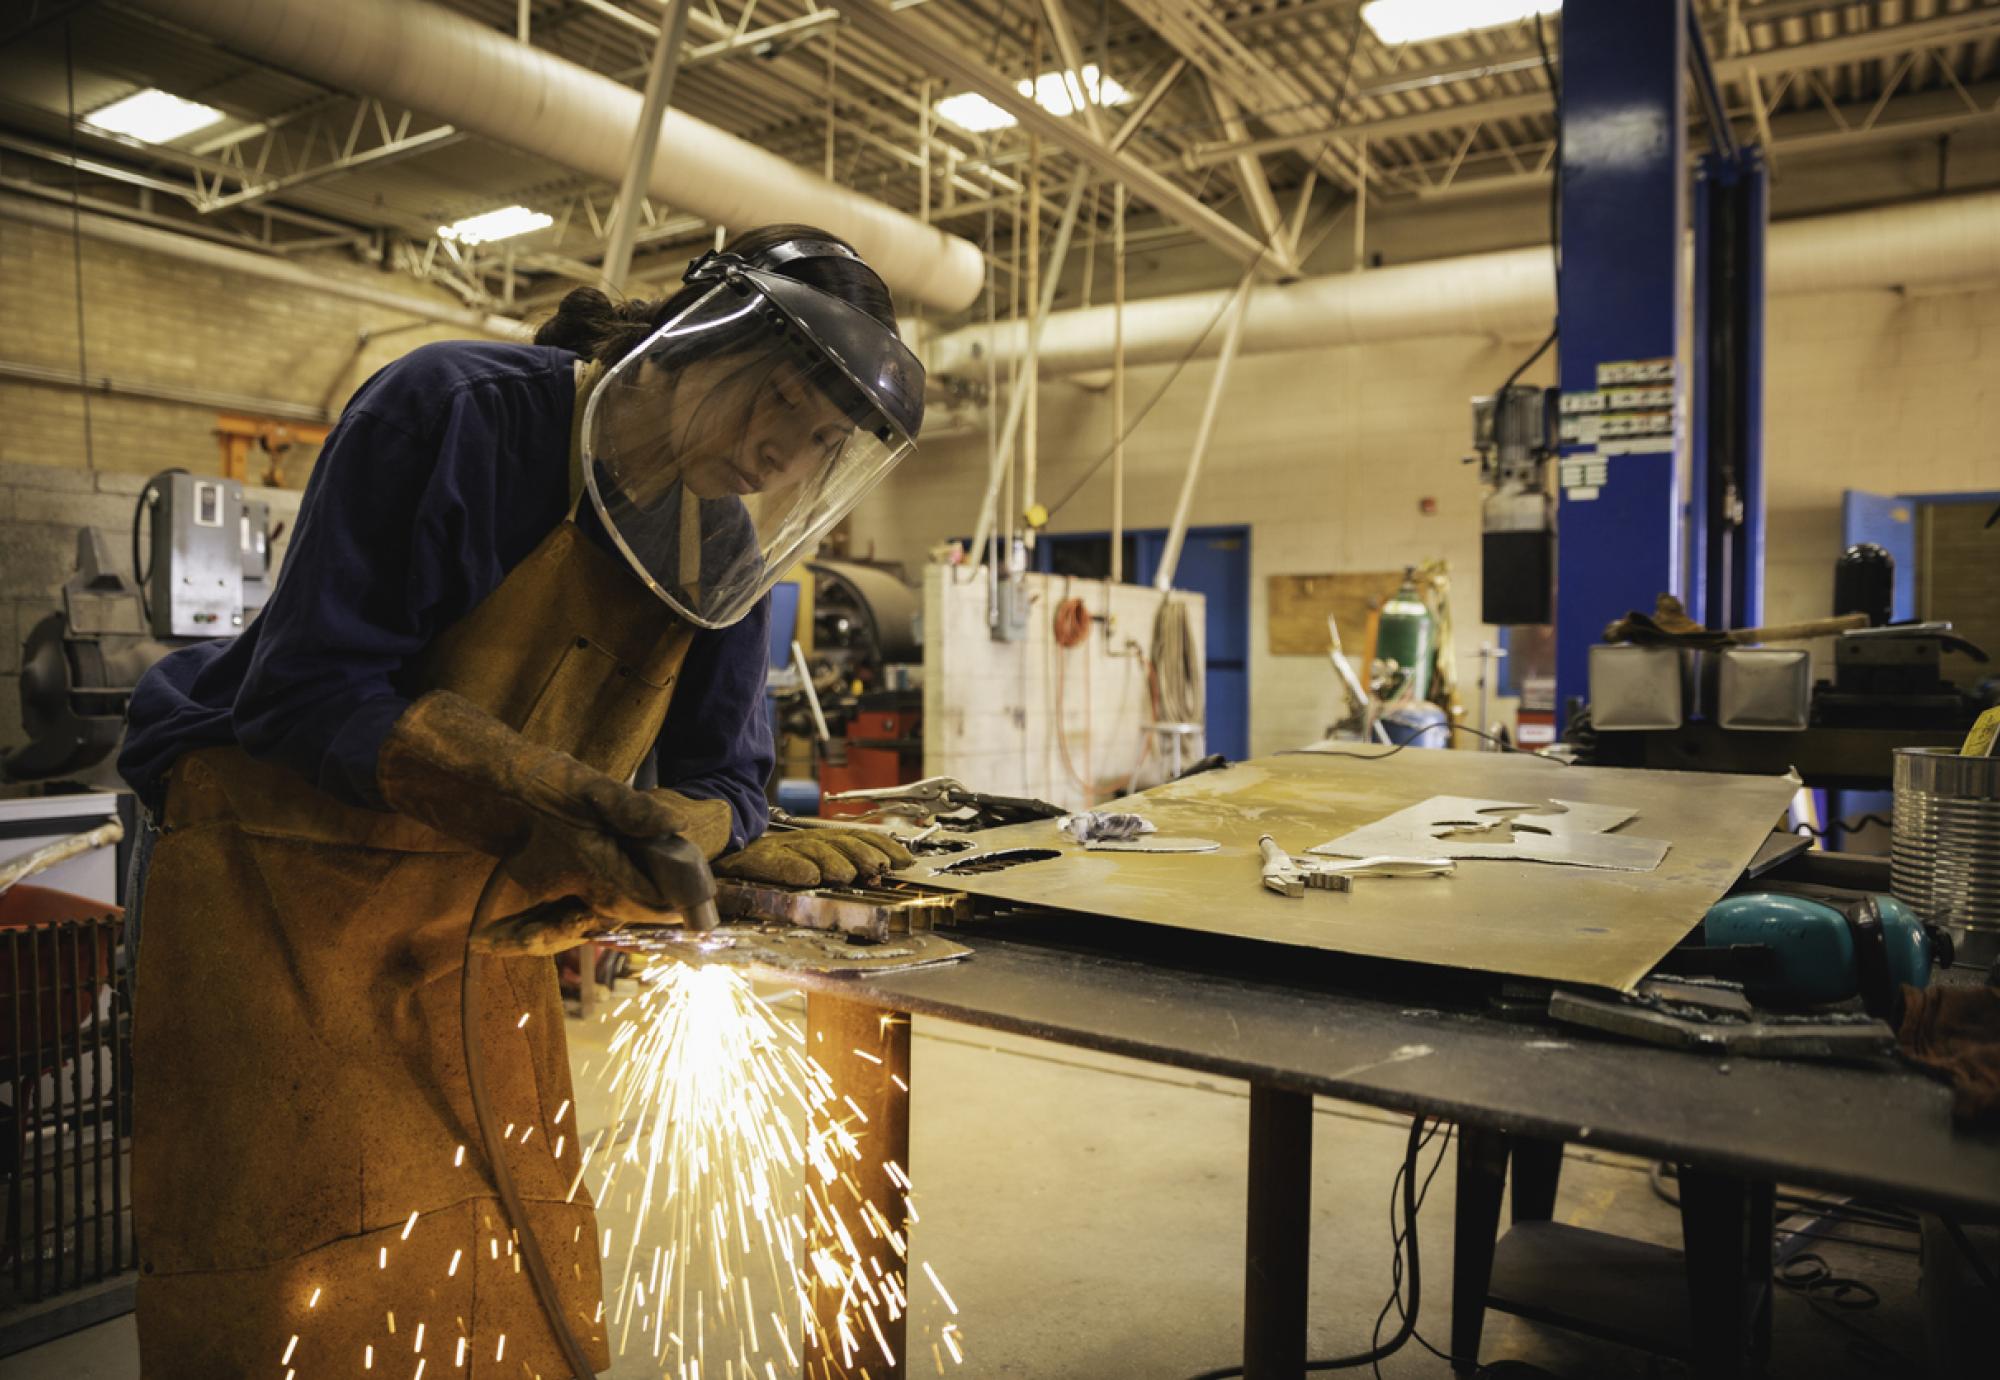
left=0, top=0, right=1995, bottom=316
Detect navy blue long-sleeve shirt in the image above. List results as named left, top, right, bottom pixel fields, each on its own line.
left=118, top=340, right=774, bottom=848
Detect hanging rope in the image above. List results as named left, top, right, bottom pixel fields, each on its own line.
left=1150, top=596, right=1203, bottom=729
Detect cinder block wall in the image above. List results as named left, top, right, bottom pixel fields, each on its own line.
left=0, top=219, right=486, bottom=480
left=853, top=281, right=2000, bottom=758
left=0, top=220, right=498, bottom=765
left=923, top=568, right=1205, bottom=810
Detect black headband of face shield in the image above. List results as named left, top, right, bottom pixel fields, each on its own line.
left=682, top=237, right=860, bottom=287
left=643, top=279, right=897, bottom=443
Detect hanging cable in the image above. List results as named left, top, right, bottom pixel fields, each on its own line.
left=62, top=19, right=96, bottom=471
left=1043, top=6, right=1371, bottom=526
left=462, top=866, right=597, bottom=1380
left=1185, top=1117, right=1432, bottom=1380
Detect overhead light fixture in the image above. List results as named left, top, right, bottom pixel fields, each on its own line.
left=1361, top=0, right=1560, bottom=46
left=83, top=89, right=225, bottom=144
left=934, top=63, right=1132, bottom=134
left=437, top=205, right=554, bottom=245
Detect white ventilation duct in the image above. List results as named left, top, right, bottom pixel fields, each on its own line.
left=931, top=190, right=2000, bottom=378
left=137, top=0, right=986, bottom=313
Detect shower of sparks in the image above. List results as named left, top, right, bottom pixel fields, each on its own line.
left=569, top=960, right=965, bottom=1379
left=282, top=961, right=962, bottom=1377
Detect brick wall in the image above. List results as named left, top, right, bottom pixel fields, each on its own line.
left=0, top=219, right=483, bottom=481
left=855, top=281, right=2000, bottom=758
left=0, top=218, right=490, bottom=767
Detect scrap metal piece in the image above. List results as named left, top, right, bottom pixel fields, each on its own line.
left=715, top=879, right=969, bottom=941
left=604, top=923, right=973, bottom=976
left=1548, top=988, right=1894, bottom=1059
left=1260, top=835, right=1449, bottom=898
left=1085, top=835, right=1220, bottom=854
left=1312, top=795, right=1670, bottom=872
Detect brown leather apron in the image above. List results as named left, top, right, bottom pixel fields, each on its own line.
left=133, top=482, right=697, bottom=1376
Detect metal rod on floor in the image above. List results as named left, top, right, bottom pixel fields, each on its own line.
left=1243, top=1083, right=1312, bottom=1379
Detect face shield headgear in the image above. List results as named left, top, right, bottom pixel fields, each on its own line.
left=579, top=246, right=925, bottom=628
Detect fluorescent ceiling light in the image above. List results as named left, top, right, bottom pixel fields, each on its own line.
left=1362, top=0, right=1560, bottom=46
left=935, top=63, right=1131, bottom=134
left=83, top=89, right=225, bottom=144
left=437, top=205, right=554, bottom=245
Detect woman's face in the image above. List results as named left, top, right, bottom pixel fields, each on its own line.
left=606, top=352, right=855, bottom=506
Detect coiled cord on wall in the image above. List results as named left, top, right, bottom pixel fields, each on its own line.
left=1150, top=596, right=1203, bottom=728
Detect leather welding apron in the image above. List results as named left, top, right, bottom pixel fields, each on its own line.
left=133, top=432, right=696, bottom=1375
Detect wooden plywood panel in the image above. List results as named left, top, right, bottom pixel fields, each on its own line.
left=1267, top=571, right=1404, bottom=656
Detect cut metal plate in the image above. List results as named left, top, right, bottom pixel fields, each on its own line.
left=603, top=924, right=972, bottom=976
left=1310, top=796, right=1670, bottom=872
left=714, top=879, right=969, bottom=941
left=914, top=751, right=1798, bottom=992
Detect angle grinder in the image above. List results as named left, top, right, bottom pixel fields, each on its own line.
left=1682, top=886, right=1951, bottom=1017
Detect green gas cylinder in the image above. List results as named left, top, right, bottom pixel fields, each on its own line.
left=1376, top=570, right=1435, bottom=703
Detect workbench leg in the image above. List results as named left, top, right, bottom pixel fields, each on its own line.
left=1450, top=1125, right=1510, bottom=1377
left=1678, top=1166, right=1774, bottom=1380
left=805, top=992, right=911, bottom=1380
left=1242, top=1083, right=1312, bottom=1380
left=1509, top=1136, right=1565, bottom=1224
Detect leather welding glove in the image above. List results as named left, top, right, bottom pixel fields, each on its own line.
left=712, top=828, right=916, bottom=888
left=376, top=691, right=715, bottom=938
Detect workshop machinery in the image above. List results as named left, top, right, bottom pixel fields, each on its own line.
left=4, top=472, right=274, bottom=788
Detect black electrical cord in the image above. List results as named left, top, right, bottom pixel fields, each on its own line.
left=131, top=467, right=189, bottom=625
left=1371, top=1122, right=1455, bottom=1377
left=463, top=863, right=598, bottom=1380
left=1487, top=14, right=1563, bottom=401
left=1184, top=1116, right=1430, bottom=1380
left=1301, top=720, right=1573, bottom=765
left=1789, top=814, right=1892, bottom=839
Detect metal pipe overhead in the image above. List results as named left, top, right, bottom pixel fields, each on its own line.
left=600, top=0, right=694, bottom=291
left=0, top=191, right=527, bottom=338
left=929, top=189, right=2000, bottom=378
left=134, top=0, right=986, bottom=312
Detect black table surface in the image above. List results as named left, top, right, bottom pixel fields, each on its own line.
left=776, top=918, right=2000, bottom=1222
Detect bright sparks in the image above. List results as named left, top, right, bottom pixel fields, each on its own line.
left=573, top=961, right=964, bottom=1377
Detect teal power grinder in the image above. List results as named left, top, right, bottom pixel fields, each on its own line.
left=1698, top=890, right=1952, bottom=1016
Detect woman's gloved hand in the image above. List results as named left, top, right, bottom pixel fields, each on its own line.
left=376, top=691, right=715, bottom=922
left=713, top=827, right=914, bottom=888
left=646, top=789, right=733, bottom=862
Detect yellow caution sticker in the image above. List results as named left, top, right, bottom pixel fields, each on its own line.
left=1963, top=705, right=2000, bottom=758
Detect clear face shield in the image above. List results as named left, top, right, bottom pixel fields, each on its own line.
left=580, top=265, right=924, bottom=628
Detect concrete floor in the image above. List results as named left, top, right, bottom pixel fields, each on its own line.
left=0, top=980, right=1931, bottom=1379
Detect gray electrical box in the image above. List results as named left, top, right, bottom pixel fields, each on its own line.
left=241, top=498, right=273, bottom=618
left=149, top=474, right=246, bottom=638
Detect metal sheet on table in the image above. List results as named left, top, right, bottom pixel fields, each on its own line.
left=918, top=751, right=1798, bottom=992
